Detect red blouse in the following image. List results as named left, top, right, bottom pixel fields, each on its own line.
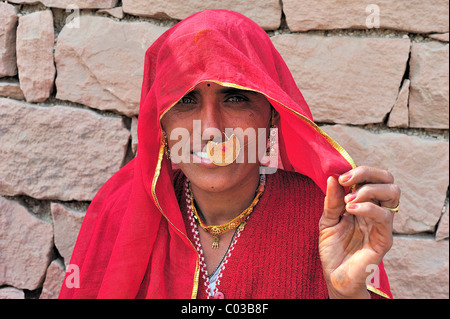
left=136, top=169, right=390, bottom=299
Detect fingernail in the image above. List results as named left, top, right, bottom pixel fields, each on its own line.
left=340, top=173, right=352, bottom=183
left=348, top=203, right=359, bottom=210
left=345, top=193, right=357, bottom=203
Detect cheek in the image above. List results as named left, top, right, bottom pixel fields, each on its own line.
left=253, top=100, right=272, bottom=126
left=237, top=106, right=270, bottom=127
left=161, top=114, right=193, bottom=145
left=233, top=112, right=271, bottom=162
left=161, top=111, right=182, bottom=130
left=247, top=108, right=271, bottom=134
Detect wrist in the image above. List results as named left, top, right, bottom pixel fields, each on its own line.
left=326, top=283, right=371, bottom=299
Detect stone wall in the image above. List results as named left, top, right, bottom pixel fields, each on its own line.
left=0, top=0, right=448, bottom=299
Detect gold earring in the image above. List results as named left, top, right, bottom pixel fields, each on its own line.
left=163, top=131, right=170, bottom=159
left=266, top=109, right=278, bottom=157
left=266, top=127, right=278, bottom=157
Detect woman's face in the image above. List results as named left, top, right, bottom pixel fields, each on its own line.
left=161, top=81, right=273, bottom=193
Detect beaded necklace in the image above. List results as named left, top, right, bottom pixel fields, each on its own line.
left=188, top=174, right=266, bottom=249
left=184, top=174, right=265, bottom=298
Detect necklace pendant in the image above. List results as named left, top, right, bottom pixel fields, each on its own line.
left=238, top=221, right=246, bottom=231
left=212, top=236, right=219, bottom=249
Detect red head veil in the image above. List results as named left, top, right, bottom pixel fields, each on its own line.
left=59, top=10, right=391, bottom=299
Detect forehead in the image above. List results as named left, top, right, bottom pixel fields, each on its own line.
left=185, top=81, right=261, bottom=97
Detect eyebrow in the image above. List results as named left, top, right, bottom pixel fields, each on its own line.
left=219, top=87, right=258, bottom=95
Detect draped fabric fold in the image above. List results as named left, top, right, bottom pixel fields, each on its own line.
left=59, top=9, right=392, bottom=299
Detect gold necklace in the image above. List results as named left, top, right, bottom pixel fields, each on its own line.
left=189, top=174, right=266, bottom=249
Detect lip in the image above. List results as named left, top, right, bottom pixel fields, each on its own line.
left=191, top=144, right=217, bottom=168
left=191, top=152, right=218, bottom=168
left=191, top=144, right=209, bottom=153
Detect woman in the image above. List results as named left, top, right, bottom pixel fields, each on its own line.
left=59, top=10, right=400, bottom=299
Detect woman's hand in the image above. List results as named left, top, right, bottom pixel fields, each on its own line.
left=319, top=166, right=400, bottom=299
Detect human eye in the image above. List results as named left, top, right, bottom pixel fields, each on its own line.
left=173, top=94, right=198, bottom=113
left=225, top=95, right=249, bottom=104
left=178, top=96, right=196, bottom=105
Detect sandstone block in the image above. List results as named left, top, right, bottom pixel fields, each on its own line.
left=5, top=0, right=40, bottom=3
left=321, top=125, right=449, bottom=234
left=98, top=6, right=124, bottom=19
left=0, top=80, right=25, bottom=100
left=383, top=236, right=449, bottom=298
left=436, top=204, right=449, bottom=241
left=55, top=16, right=168, bottom=116
left=0, top=287, right=25, bottom=299
left=51, top=203, right=85, bottom=266
left=39, top=258, right=66, bottom=299
left=0, top=197, right=53, bottom=290
left=0, top=3, right=18, bottom=77
left=131, top=116, right=138, bottom=155
left=8, top=0, right=118, bottom=8
left=45, top=0, right=118, bottom=8
left=0, top=98, right=130, bottom=201
left=283, top=0, right=449, bottom=33
left=16, top=10, right=55, bottom=103
left=122, top=0, right=281, bottom=30
left=409, top=42, right=449, bottom=129
left=429, top=33, right=449, bottom=42
left=387, top=79, right=410, bottom=128
left=272, top=34, right=410, bottom=124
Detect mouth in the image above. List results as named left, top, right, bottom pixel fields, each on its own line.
left=192, top=151, right=209, bottom=159
left=191, top=150, right=215, bottom=167
left=190, top=144, right=209, bottom=159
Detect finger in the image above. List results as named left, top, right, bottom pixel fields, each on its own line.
left=320, top=176, right=346, bottom=229
left=339, top=166, right=394, bottom=187
left=345, top=202, right=394, bottom=252
left=344, top=183, right=401, bottom=209
left=346, top=202, right=393, bottom=223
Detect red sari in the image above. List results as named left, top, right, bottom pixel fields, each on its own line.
left=59, top=10, right=392, bottom=299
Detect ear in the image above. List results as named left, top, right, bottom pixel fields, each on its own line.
left=271, top=106, right=280, bottom=126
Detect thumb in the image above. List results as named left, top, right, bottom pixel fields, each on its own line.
left=320, top=176, right=346, bottom=229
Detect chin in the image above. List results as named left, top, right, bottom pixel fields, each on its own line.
left=178, top=161, right=258, bottom=193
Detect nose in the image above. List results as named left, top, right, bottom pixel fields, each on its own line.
left=200, top=96, right=224, bottom=143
